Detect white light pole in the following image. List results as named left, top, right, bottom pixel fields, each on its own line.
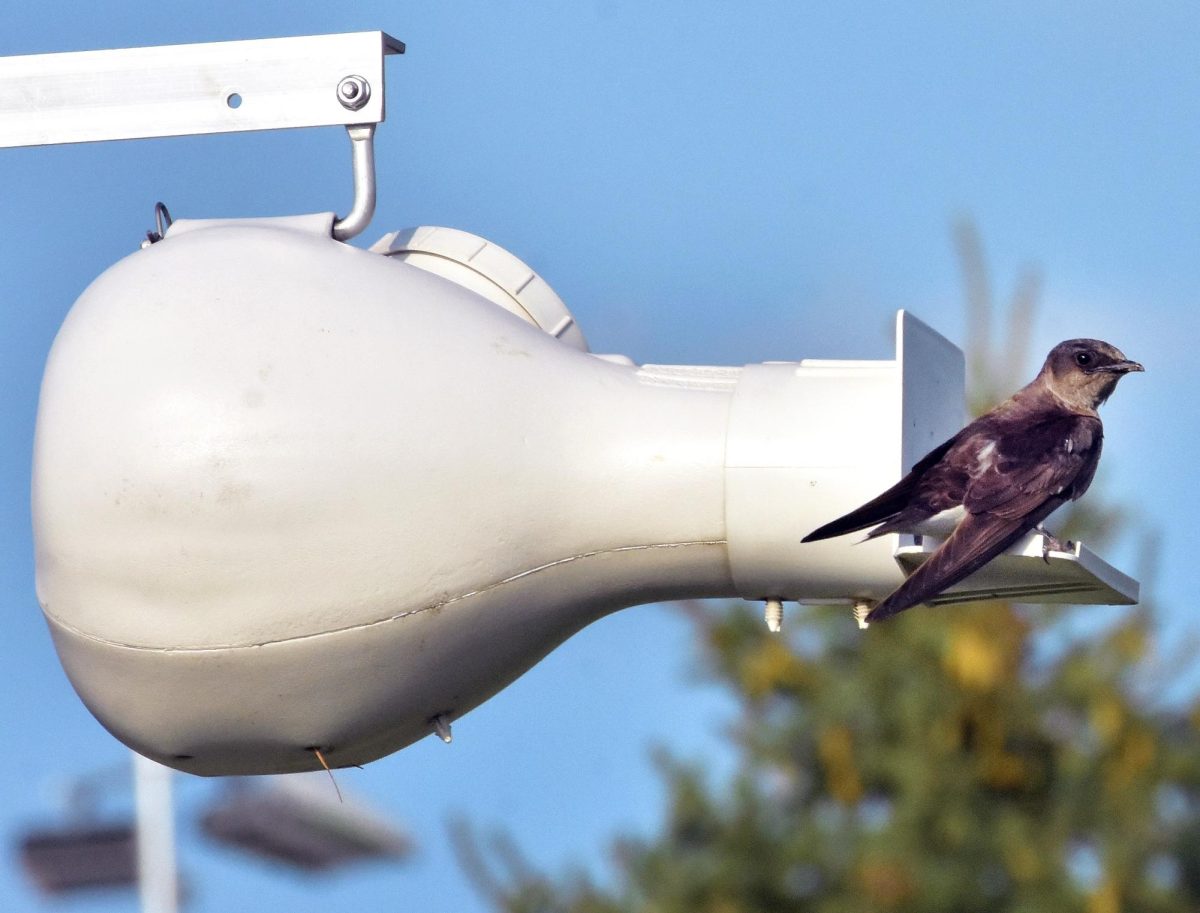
left=133, top=752, right=178, bottom=913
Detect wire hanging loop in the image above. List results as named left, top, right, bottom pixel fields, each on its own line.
left=331, top=123, right=377, bottom=242
left=142, top=201, right=174, bottom=247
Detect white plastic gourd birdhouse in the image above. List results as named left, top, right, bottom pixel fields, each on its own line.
left=5, top=33, right=1138, bottom=776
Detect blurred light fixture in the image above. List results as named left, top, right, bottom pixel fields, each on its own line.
left=18, top=823, right=137, bottom=896
left=200, top=775, right=411, bottom=871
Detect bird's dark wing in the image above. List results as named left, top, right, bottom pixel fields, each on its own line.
left=866, top=503, right=1060, bottom=621
left=868, top=412, right=1103, bottom=621
left=963, top=413, right=1103, bottom=518
left=800, top=431, right=963, bottom=542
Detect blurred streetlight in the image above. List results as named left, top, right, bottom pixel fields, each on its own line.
left=201, top=773, right=411, bottom=871
left=18, top=822, right=137, bottom=896
left=15, top=757, right=411, bottom=907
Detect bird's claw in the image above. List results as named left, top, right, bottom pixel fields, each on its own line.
left=1038, top=529, right=1072, bottom=563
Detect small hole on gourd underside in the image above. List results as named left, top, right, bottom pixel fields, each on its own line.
left=226, top=93, right=242, bottom=109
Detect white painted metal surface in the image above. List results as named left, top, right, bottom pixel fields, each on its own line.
left=133, top=754, right=177, bottom=913
left=371, top=227, right=589, bottom=351
left=0, top=32, right=403, bottom=148
left=31, top=217, right=1139, bottom=776
left=895, top=534, right=1138, bottom=606
left=725, top=312, right=965, bottom=603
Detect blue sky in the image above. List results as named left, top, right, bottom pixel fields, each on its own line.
left=2, top=3, right=1197, bottom=911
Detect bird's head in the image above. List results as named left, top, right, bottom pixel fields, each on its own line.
left=1039, top=339, right=1143, bottom=411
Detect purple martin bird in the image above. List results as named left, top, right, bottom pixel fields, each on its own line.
left=802, top=339, right=1143, bottom=623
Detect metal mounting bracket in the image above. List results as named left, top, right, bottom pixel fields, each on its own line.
left=333, top=124, right=378, bottom=242
left=0, top=31, right=404, bottom=241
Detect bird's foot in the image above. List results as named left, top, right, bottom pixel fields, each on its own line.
left=852, top=600, right=874, bottom=631
left=1037, top=527, right=1074, bottom=563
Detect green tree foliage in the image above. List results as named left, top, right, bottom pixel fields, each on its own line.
left=456, top=223, right=1200, bottom=913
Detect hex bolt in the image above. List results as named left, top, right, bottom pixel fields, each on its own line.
left=336, top=75, right=371, bottom=111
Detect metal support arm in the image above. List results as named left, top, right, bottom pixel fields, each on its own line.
left=333, top=125, right=377, bottom=242
left=0, top=32, right=403, bottom=241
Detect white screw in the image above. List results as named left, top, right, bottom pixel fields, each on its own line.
left=433, top=714, right=453, bottom=744
left=764, top=598, right=784, bottom=633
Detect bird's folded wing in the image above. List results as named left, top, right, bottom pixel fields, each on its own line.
left=867, top=509, right=1045, bottom=621
left=964, top=414, right=1101, bottom=519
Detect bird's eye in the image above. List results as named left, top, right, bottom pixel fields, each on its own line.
left=1074, top=352, right=1093, bottom=367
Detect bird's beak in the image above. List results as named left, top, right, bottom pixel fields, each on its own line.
left=1102, top=359, right=1144, bottom=374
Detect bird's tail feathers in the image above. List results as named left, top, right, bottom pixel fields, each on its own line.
left=801, top=479, right=917, bottom=543
left=802, top=433, right=962, bottom=543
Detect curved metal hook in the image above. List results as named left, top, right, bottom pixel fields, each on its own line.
left=332, top=124, right=377, bottom=242
left=141, top=201, right=175, bottom=247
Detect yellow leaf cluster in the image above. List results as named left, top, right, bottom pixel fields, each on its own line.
left=817, top=724, right=863, bottom=805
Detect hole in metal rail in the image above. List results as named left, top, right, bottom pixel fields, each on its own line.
left=225, top=92, right=242, bottom=109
